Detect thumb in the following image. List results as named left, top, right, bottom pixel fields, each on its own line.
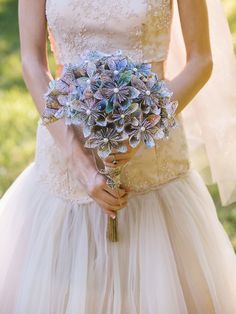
left=120, top=184, right=132, bottom=192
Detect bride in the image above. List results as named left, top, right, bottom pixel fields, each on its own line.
left=1, top=0, right=236, bottom=313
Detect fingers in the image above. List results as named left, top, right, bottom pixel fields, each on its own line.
left=103, top=184, right=128, bottom=197
left=88, top=171, right=129, bottom=199
left=101, top=189, right=128, bottom=208
left=103, top=152, right=133, bottom=168
left=97, top=193, right=128, bottom=219
left=86, top=169, right=130, bottom=219
left=119, top=184, right=132, bottom=192
left=97, top=200, right=117, bottom=218
left=104, top=152, right=133, bottom=163
left=103, top=160, right=127, bottom=168
left=90, top=177, right=128, bottom=207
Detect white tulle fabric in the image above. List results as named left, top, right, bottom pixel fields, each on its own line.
left=1, top=0, right=236, bottom=313
left=167, top=0, right=236, bottom=206
left=1, top=165, right=236, bottom=313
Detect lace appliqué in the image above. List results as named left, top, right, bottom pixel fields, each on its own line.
left=34, top=121, right=94, bottom=204
left=141, top=0, right=173, bottom=62
left=45, top=0, right=173, bottom=65
left=120, top=114, right=190, bottom=193
left=147, top=0, right=172, bottom=32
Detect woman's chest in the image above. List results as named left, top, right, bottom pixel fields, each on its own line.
left=46, top=0, right=172, bottom=34
left=45, top=0, right=172, bottom=64
left=46, top=0, right=148, bottom=34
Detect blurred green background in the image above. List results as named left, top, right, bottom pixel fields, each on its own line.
left=0, top=0, right=236, bottom=249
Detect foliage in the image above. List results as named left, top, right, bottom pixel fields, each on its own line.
left=0, top=0, right=236, bottom=248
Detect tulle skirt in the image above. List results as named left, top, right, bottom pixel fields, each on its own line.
left=0, top=163, right=236, bottom=314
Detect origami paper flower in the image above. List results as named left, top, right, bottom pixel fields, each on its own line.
left=106, top=102, right=141, bottom=132
left=85, top=126, right=128, bottom=159
left=69, top=98, right=107, bottom=137
left=42, top=49, right=178, bottom=153
left=124, top=114, right=164, bottom=148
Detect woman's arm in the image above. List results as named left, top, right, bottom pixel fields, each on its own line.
left=167, top=0, right=213, bottom=114
left=18, top=0, right=98, bottom=186
left=18, top=0, right=128, bottom=217
left=104, top=1, right=213, bottom=166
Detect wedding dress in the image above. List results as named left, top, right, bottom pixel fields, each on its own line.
left=1, top=0, right=236, bottom=313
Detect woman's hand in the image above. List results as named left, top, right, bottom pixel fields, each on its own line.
left=103, top=139, right=141, bottom=168
left=85, top=170, right=129, bottom=219
left=67, top=153, right=129, bottom=220
left=64, top=130, right=129, bottom=219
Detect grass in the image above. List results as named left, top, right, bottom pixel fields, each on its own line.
left=0, top=0, right=38, bottom=194
left=0, top=0, right=236, bottom=248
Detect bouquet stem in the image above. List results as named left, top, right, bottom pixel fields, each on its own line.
left=107, top=215, right=119, bottom=242
left=104, top=165, right=123, bottom=242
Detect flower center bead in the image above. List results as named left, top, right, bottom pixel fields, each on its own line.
left=146, top=90, right=151, bottom=96
left=141, top=126, right=146, bottom=132
left=103, top=138, right=109, bottom=143
left=114, top=70, right=119, bottom=75
left=113, top=88, right=119, bottom=93
left=121, top=114, right=125, bottom=119
left=133, top=67, right=138, bottom=72
left=86, top=109, right=91, bottom=115
left=86, top=79, right=91, bottom=84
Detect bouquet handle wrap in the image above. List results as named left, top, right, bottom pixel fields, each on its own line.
left=91, top=149, right=125, bottom=242
left=103, top=164, right=124, bottom=242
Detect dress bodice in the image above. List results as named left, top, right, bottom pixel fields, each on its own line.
left=34, top=0, right=191, bottom=203
left=45, top=0, right=173, bottom=64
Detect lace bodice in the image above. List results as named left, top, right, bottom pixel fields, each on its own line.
left=34, top=0, right=191, bottom=203
left=45, top=0, right=173, bottom=64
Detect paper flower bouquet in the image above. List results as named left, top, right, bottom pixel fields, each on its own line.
left=42, top=49, right=178, bottom=242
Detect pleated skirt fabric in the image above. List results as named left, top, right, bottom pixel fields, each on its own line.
left=0, top=163, right=236, bottom=314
